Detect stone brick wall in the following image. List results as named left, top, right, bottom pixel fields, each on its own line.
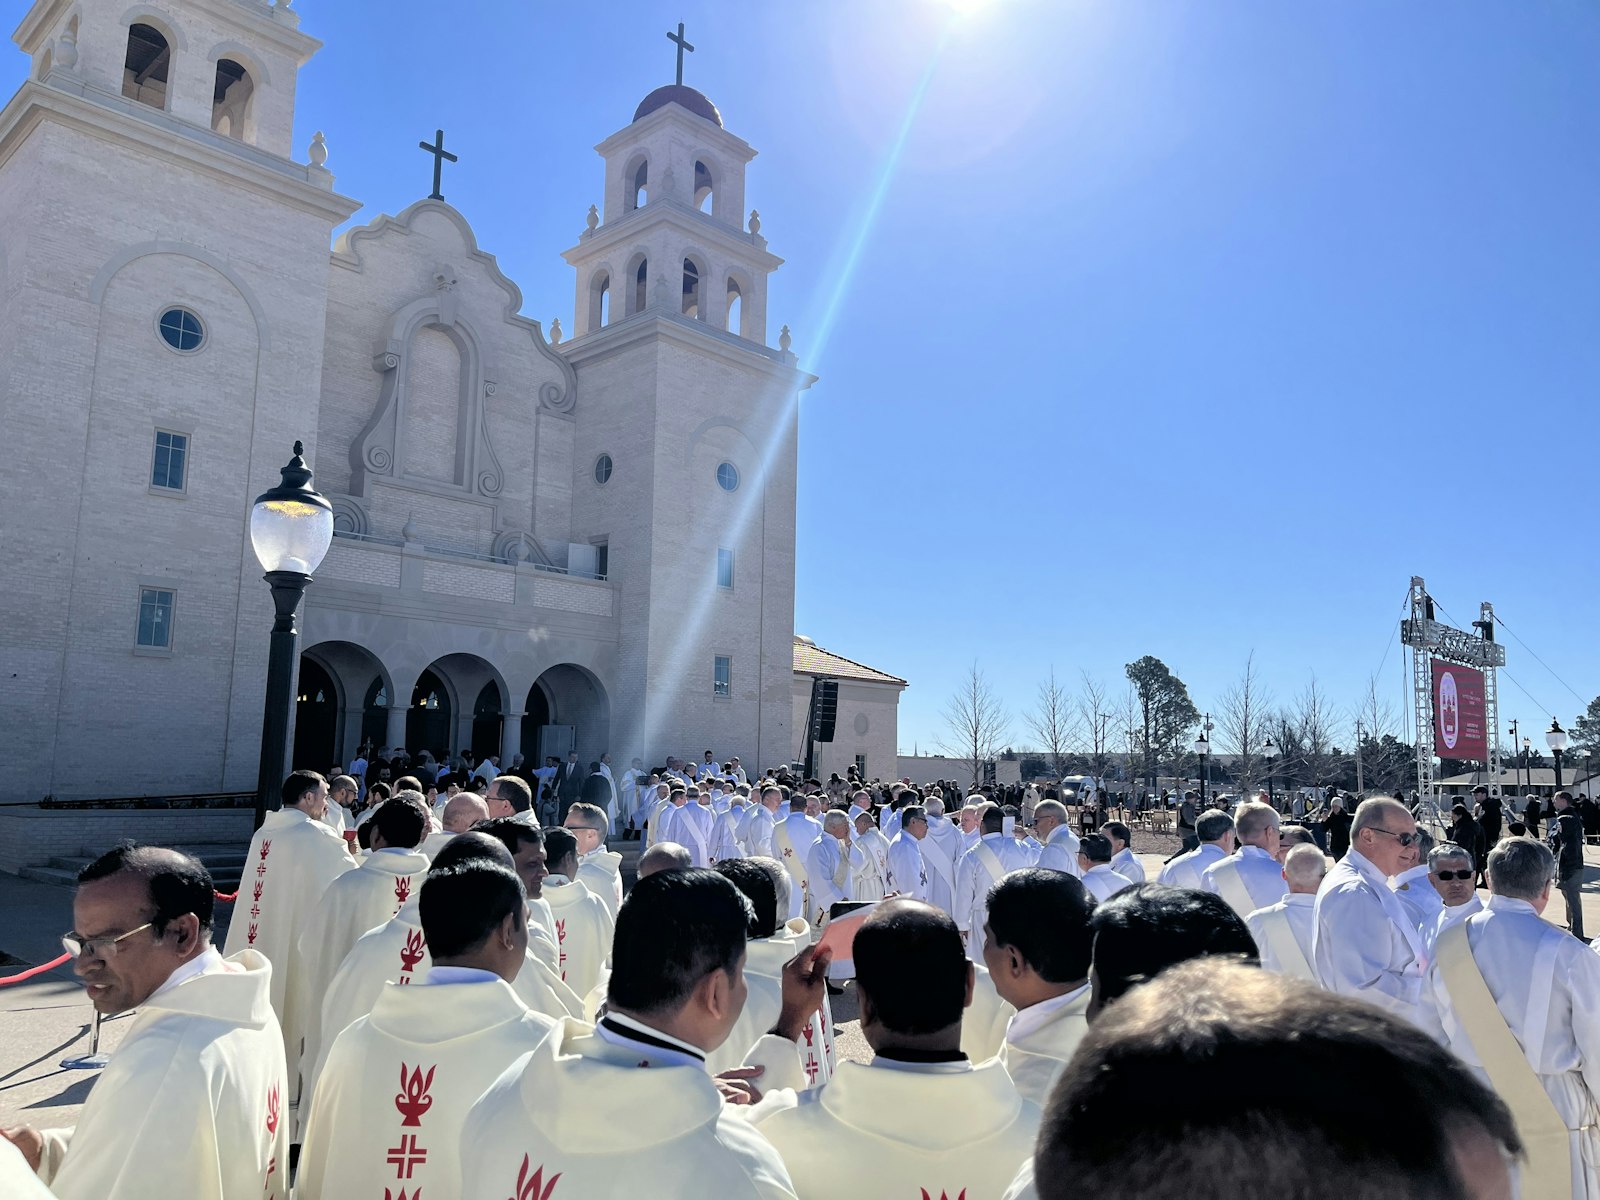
left=0, top=807, right=257, bottom=875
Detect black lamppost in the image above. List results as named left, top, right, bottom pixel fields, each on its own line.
left=1508, top=719, right=1521, bottom=799
left=1546, top=718, right=1569, bottom=792
left=249, top=442, right=333, bottom=830
left=1193, top=725, right=1212, bottom=807
left=1262, top=736, right=1279, bottom=810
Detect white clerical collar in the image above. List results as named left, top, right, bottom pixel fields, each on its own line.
left=150, top=945, right=225, bottom=1000
left=872, top=1050, right=970, bottom=1075
left=424, top=965, right=501, bottom=986
left=1007, top=981, right=1090, bottom=1044
left=1390, top=864, right=1431, bottom=891
left=1484, top=894, right=1538, bottom=916
left=543, top=874, right=574, bottom=888
left=1283, top=892, right=1317, bottom=908
left=597, top=1012, right=707, bottom=1068
left=373, top=846, right=411, bottom=855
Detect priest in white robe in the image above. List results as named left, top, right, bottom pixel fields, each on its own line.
left=460, top=870, right=813, bottom=1198
left=667, top=787, right=719, bottom=867
left=1077, top=834, right=1135, bottom=902
left=1392, top=830, right=1448, bottom=933
left=1427, top=836, right=1600, bottom=1200
left=420, top=790, right=488, bottom=858
left=1245, top=842, right=1325, bottom=981
left=1202, top=802, right=1288, bottom=918
left=1031, top=800, right=1083, bottom=878
left=1422, top=843, right=1484, bottom=953
left=807, top=811, right=865, bottom=926
left=852, top=810, right=891, bottom=901
left=744, top=785, right=784, bottom=858
left=618, top=758, right=646, bottom=831
left=753, top=899, right=1041, bottom=1198
left=291, top=793, right=432, bottom=1101
left=773, top=797, right=823, bottom=925
left=540, top=827, right=616, bottom=998
left=1312, top=797, right=1440, bottom=1036
left=714, top=791, right=754, bottom=863
left=3, top=845, right=288, bottom=1200
left=221, top=770, right=354, bottom=1081
left=955, top=806, right=1037, bottom=959
left=1102, top=820, right=1146, bottom=885
left=563, top=801, right=624, bottom=917
left=1157, top=808, right=1235, bottom=889
left=473, top=815, right=568, bottom=973
left=982, top=870, right=1094, bottom=1106
left=296, top=855, right=558, bottom=1200
left=885, top=805, right=931, bottom=901
left=919, top=796, right=962, bottom=915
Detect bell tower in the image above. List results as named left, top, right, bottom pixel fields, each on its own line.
left=558, top=50, right=816, bottom=772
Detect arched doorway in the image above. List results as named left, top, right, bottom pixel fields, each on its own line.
left=472, top=682, right=502, bottom=761
left=362, top=677, right=389, bottom=752
left=521, top=683, right=552, bottom=766
left=525, top=664, right=610, bottom=765
left=407, top=669, right=452, bottom=760
left=293, top=658, right=337, bottom=772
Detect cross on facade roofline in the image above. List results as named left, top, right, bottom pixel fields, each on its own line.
left=418, top=129, right=458, bottom=202
left=667, top=22, right=694, bottom=87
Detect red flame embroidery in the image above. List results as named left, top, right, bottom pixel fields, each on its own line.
left=511, top=1153, right=561, bottom=1200
left=247, top=921, right=259, bottom=945
left=265, top=1084, right=280, bottom=1136
left=395, top=1062, right=436, bottom=1126
left=395, top=876, right=412, bottom=908
left=260, top=840, right=272, bottom=860
left=400, top=929, right=426, bottom=977
left=385, top=1190, right=421, bottom=1200
left=252, top=880, right=264, bottom=902
left=800, top=1025, right=814, bottom=1047
left=921, top=1192, right=966, bottom=1200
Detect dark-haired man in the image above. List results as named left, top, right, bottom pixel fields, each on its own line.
left=1077, top=833, right=1135, bottom=902
left=297, top=853, right=557, bottom=1199
left=1158, top=809, right=1235, bottom=889
left=472, top=816, right=562, bottom=975
left=754, top=899, right=1040, bottom=1197
left=1087, top=883, right=1259, bottom=1019
left=1, top=844, right=288, bottom=1199
left=955, top=804, right=1036, bottom=959
left=983, top=870, right=1095, bottom=1105
left=539, top=827, right=614, bottom=998
left=1007, top=959, right=1521, bottom=1200
left=461, top=869, right=818, bottom=1196
left=222, top=770, right=354, bottom=1108
left=290, top=790, right=431, bottom=1103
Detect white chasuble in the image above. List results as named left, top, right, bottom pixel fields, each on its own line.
left=773, top=813, right=822, bottom=925
left=296, top=976, right=556, bottom=1200
left=1001, top=984, right=1091, bottom=1108
left=527, top=895, right=561, bottom=975
left=706, top=918, right=826, bottom=1092
left=885, top=831, right=929, bottom=902
left=460, top=1019, right=799, bottom=1199
left=1, top=1138, right=53, bottom=1200
left=920, top=821, right=962, bottom=915
left=540, top=876, right=615, bottom=999
left=39, top=951, right=289, bottom=1200
left=853, top=827, right=891, bottom=901
left=221, top=806, right=354, bottom=1074
left=577, top=847, right=625, bottom=918
left=961, top=963, right=1016, bottom=1066
left=1245, top=894, right=1318, bottom=981
left=290, top=849, right=430, bottom=1100
left=753, top=1057, right=1040, bottom=1200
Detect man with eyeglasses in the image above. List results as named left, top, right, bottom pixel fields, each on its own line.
left=1311, top=797, right=1441, bottom=1036
left=563, top=801, right=624, bottom=917
left=1420, top=843, right=1482, bottom=952
left=1, top=844, right=289, bottom=1199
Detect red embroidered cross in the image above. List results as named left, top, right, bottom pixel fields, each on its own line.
left=385, top=1133, right=427, bottom=1178
left=803, top=1056, right=819, bottom=1083
left=512, top=1152, right=562, bottom=1200
left=256, top=862, right=268, bottom=879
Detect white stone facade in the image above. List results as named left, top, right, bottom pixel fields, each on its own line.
left=0, top=0, right=831, bottom=807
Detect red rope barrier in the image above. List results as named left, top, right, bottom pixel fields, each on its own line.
left=0, top=952, right=72, bottom=986
left=213, top=890, right=238, bottom=903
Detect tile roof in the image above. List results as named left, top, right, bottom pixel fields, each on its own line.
left=792, top=636, right=907, bottom=686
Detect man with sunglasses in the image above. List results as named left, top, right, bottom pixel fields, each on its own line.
left=1, top=844, right=288, bottom=1199
left=1420, top=843, right=1482, bottom=952
left=1311, top=797, right=1441, bottom=1036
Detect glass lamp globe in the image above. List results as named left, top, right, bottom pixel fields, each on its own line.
left=250, top=442, right=333, bottom=575
left=1546, top=720, right=1570, bottom=754
left=1262, top=738, right=1279, bottom=761
left=1193, top=734, right=1210, bottom=756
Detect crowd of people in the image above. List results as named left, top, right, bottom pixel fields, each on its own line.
left=1, top=751, right=1596, bottom=1199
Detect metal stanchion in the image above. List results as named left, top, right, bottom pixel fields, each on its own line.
left=60, top=1008, right=110, bottom=1070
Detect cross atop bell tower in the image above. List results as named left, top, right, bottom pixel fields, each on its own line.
left=667, top=22, right=694, bottom=86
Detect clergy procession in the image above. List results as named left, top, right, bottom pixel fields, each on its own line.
left=2, top=758, right=1596, bottom=1200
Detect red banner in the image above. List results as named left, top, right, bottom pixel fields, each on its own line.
left=1432, top=660, right=1488, bottom=761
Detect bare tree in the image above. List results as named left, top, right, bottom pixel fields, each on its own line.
left=1026, top=668, right=1079, bottom=779
left=1218, top=651, right=1272, bottom=798
left=1294, top=675, right=1343, bottom=796
left=940, top=661, right=1011, bottom=787
left=1078, top=673, right=1115, bottom=792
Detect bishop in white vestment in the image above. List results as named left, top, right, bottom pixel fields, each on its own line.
left=885, top=807, right=931, bottom=902
left=1157, top=808, right=1235, bottom=889
left=853, top=812, right=892, bottom=901
left=919, top=798, right=962, bottom=915
left=955, top=811, right=1037, bottom=959
left=666, top=793, right=718, bottom=867
left=1245, top=843, right=1326, bottom=982
left=1201, top=803, right=1286, bottom=918
left=1030, top=801, right=1083, bottom=878
left=773, top=804, right=824, bottom=924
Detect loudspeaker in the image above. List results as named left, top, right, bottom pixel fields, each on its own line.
left=813, top=680, right=838, bottom=743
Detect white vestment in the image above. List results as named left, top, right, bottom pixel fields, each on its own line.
left=420, top=829, right=456, bottom=858
left=1080, top=864, right=1134, bottom=903
left=291, top=848, right=431, bottom=1098
left=1001, top=982, right=1092, bottom=1108
left=221, top=806, right=355, bottom=1081
left=708, top=918, right=828, bottom=1091
left=754, top=1056, right=1041, bottom=1200
left=297, top=972, right=556, bottom=1200
left=1312, top=847, right=1439, bottom=1036
left=541, top=875, right=615, bottom=999
left=807, top=835, right=863, bottom=925
left=1245, top=893, right=1318, bottom=981
left=773, top=812, right=823, bottom=924
left=1392, top=864, right=1447, bottom=932
left=577, top=846, right=625, bottom=919
left=713, top=803, right=750, bottom=863
left=1428, top=896, right=1600, bottom=1200
left=1202, top=845, right=1287, bottom=918
left=1425, top=894, right=1484, bottom=954
left=1034, top=824, right=1082, bottom=878
left=956, top=833, right=1037, bottom=958
left=1110, top=846, right=1146, bottom=884
left=920, top=818, right=962, bottom=915
left=1, top=1139, right=53, bottom=1200
left=961, top=962, right=1016, bottom=1065
left=666, top=802, right=717, bottom=867
left=460, top=1018, right=799, bottom=1198
left=1157, top=842, right=1227, bottom=890
left=744, top=805, right=778, bottom=858
left=853, top=826, right=891, bottom=901
left=38, top=950, right=288, bottom=1200
left=885, top=831, right=929, bottom=902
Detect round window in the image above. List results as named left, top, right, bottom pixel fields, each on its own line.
left=716, top=461, right=740, bottom=492
left=594, top=454, right=614, bottom=485
left=157, top=307, right=205, bottom=353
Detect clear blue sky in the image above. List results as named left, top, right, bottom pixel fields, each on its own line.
left=13, top=0, right=1597, bottom=753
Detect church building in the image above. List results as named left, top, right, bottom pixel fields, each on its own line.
left=0, top=0, right=902, bottom=803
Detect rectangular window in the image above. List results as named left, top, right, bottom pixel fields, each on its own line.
left=716, top=547, right=734, bottom=590
left=151, top=430, right=188, bottom=492
left=594, top=541, right=609, bottom=580
left=136, top=587, right=174, bottom=648
left=855, top=754, right=868, bottom=777
left=713, top=654, right=732, bottom=697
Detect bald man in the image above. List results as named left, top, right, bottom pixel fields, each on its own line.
left=422, top=791, right=490, bottom=857
left=1031, top=801, right=1081, bottom=878
left=1245, top=843, right=1326, bottom=981
left=638, top=841, right=693, bottom=879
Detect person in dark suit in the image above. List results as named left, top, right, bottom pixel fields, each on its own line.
left=1550, top=790, right=1587, bottom=942
left=1473, top=784, right=1501, bottom=845
left=557, top=750, right=585, bottom=820
left=580, top=762, right=612, bottom=821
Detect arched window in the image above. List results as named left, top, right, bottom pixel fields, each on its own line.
left=725, top=277, right=744, bottom=337
left=694, top=159, right=715, bottom=214
left=211, top=58, right=254, bottom=141
left=682, top=258, right=702, bottom=320
left=123, top=23, right=171, bottom=109
left=33, top=48, right=51, bottom=80
left=628, top=255, right=649, bottom=316
left=588, top=269, right=612, bottom=331
left=629, top=158, right=649, bottom=211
